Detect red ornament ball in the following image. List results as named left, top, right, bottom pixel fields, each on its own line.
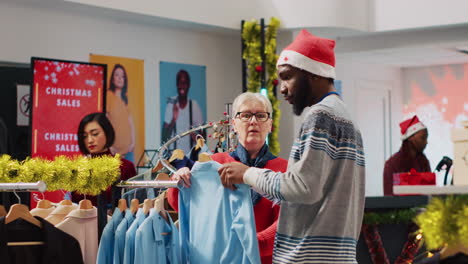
left=255, top=65, right=263, bottom=72
left=273, top=79, right=279, bottom=86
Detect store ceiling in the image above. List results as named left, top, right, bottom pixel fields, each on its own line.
left=7, top=0, right=468, bottom=68
left=337, top=46, right=468, bottom=68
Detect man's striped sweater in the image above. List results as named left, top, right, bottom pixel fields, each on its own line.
left=244, top=95, right=366, bottom=264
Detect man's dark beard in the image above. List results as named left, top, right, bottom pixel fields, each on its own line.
left=292, top=75, right=311, bottom=116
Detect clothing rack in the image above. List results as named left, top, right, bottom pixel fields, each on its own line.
left=157, top=120, right=231, bottom=173
left=0, top=181, right=47, bottom=192
left=116, top=180, right=182, bottom=189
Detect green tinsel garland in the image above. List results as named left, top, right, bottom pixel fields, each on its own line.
left=242, top=17, right=281, bottom=155
left=415, top=195, right=468, bottom=250
left=0, top=154, right=121, bottom=195
left=363, top=208, right=418, bottom=225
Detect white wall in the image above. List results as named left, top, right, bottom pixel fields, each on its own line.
left=0, top=1, right=244, bottom=152
left=0, top=1, right=300, bottom=160
left=336, top=60, right=402, bottom=196
left=66, top=0, right=372, bottom=31
left=374, top=0, right=468, bottom=31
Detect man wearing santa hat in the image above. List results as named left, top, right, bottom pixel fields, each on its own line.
left=219, top=29, right=365, bottom=263
left=383, top=115, right=430, bottom=196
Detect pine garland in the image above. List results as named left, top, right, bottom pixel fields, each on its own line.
left=265, top=17, right=281, bottom=156
left=242, top=17, right=281, bottom=155
left=363, top=208, right=418, bottom=225
left=0, top=154, right=121, bottom=195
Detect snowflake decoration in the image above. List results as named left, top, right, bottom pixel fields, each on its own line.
left=85, top=80, right=96, bottom=86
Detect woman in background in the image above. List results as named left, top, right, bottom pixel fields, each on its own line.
left=73, top=112, right=136, bottom=208
left=167, top=92, right=287, bottom=264
left=107, top=64, right=136, bottom=163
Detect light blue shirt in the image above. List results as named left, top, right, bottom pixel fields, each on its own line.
left=113, top=209, right=135, bottom=264
left=179, top=161, right=261, bottom=264
left=97, top=208, right=124, bottom=264
left=134, top=209, right=180, bottom=264
left=123, top=208, right=147, bottom=264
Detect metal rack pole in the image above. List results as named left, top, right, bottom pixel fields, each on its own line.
left=0, top=181, right=47, bottom=192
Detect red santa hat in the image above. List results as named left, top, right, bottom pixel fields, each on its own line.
left=277, top=29, right=336, bottom=79
left=400, top=115, right=426, bottom=140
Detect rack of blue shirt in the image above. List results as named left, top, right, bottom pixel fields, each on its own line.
left=97, top=207, right=180, bottom=264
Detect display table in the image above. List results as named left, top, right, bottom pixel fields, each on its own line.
left=357, top=195, right=430, bottom=264
left=394, top=185, right=468, bottom=195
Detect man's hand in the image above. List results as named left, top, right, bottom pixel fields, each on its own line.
left=218, top=162, right=249, bottom=190
left=172, top=167, right=191, bottom=188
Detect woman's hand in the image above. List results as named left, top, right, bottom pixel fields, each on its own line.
left=172, top=167, right=191, bottom=188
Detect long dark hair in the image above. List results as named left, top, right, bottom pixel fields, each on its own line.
left=77, top=112, right=115, bottom=154
left=109, top=64, right=128, bottom=104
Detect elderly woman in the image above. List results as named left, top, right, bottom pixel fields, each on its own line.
left=167, top=92, right=287, bottom=264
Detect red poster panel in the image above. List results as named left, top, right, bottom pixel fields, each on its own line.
left=30, top=57, right=106, bottom=205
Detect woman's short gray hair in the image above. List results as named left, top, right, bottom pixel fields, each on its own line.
left=232, top=92, right=272, bottom=116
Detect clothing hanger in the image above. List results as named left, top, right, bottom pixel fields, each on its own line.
left=154, top=195, right=170, bottom=234
left=0, top=205, right=6, bottom=217
left=5, top=190, right=44, bottom=246
left=130, top=199, right=139, bottom=214
left=195, top=135, right=205, bottom=151
left=154, top=190, right=168, bottom=219
left=198, top=152, right=212, bottom=162
left=143, top=199, right=153, bottom=215
left=36, top=199, right=53, bottom=209
left=152, top=159, right=166, bottom=173
left=5, top=204, right=42, bottom=228
left=59, top=199, right=73, bottom=206
left=118, top=198, right=127, bottom=212
left=155, top=172, right=171, bottom=181
left=153, top=190, right=170, bottom=234
left=79, top=199, right=93, bottom=210
left=169, top=149, right=185, bottom=163
left=5, top=190, right=42, bottom=225
left=36, top=192, right=53, bottom=209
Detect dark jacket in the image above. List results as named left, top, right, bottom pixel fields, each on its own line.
left=383, top=141, right=431, bottom=195
left=0, top=216, right=83, bottom=264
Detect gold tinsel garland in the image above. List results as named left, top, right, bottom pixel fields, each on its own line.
left=242, top=17, right=281, bottom=155
left=415, top=195, right=468, bottom=250
left=0, top=154, right=121, bottom=195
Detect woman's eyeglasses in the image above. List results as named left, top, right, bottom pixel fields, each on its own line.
left=235, top=112, right=270, bottom=122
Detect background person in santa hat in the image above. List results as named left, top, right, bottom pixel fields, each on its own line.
left=383, top=115, right=430, bottom=196
left=218, top=29, right=366, bottom=263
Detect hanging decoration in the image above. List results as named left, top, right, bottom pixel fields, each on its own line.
left=361, top=208, right=423, bottom=264
left=0, top=154, right=121, bottom=195
left=242, top=17, right=281, bottom=155
left=362, top=224, right=390, bottom=264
